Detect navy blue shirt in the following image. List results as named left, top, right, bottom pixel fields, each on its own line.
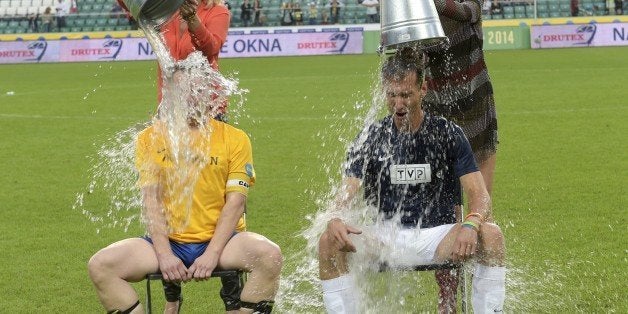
left=345, top=113, right=478, bottom=228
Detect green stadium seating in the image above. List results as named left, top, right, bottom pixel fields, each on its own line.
left=84, top=18, right=96, bottom=27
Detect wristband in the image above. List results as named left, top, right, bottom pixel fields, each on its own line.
left=461, top=220, right=479, bottom=232
left=465, top=212, right=484, bottom=222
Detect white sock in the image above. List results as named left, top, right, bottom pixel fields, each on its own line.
left=472, top=264, right=506, bottom=314
left=321, top=274, right=357, bottom=314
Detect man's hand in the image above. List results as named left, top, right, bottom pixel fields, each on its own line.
left=451, top=226, right=478, bottom=263
left=157, top=253, right=189, bottom=282
left=326, top=218, right=362, bottom=252
left=187, top=249, right=219, bottom=281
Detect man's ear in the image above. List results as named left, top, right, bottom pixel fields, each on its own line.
left=420, top=80, right=428, bottom=97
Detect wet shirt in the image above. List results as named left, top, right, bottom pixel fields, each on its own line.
left=345, top=113, right=477, bottom=228
left=136, top=119, right=255, bottom=243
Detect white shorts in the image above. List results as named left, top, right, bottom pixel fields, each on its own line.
left=349, top=223, right=455, bottom=269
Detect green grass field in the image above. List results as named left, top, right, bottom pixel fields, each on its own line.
left=1, top=47, right=627, bottom=313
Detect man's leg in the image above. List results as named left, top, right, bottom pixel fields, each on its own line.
left=317, top=230, right=357, bottom=314
left=434, top=223, right=506, bottom=313
left=436, top=152, right=497, bottom=313
left=218, top=232, right=283, bottom=314
left=435, top=268, right=459, bottom=314
left=473, top=223, right=506, bottom=313
left=162, top=281, right=182, bottom=314
left=220, top=274, right=244, bottom=313
left=88, top=238, right=160, bottom=313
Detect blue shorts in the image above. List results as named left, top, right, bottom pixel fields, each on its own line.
left=142, top=233, right=237, bottom=268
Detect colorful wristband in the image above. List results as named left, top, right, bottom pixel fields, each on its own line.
left=462, top=220, right=479, bottom=232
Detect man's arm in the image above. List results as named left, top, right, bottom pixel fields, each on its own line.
left=449, top=171, right=490, bottom=261
left=325, top=176, right=363, bottom=252
left=142, top=184, right=190, bottom=282
left=460, top=170, right=491, bottom=222
left=187, top=191, right=246, bottom=279
left=433, top=0, right=482, bottom=23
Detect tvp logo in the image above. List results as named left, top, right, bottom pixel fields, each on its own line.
left=575, top=24, right=596, bottom=46
left=328, top=32, right=349, bottom=53
left=26, top=40, right=47, bottom=62
left=101, top=39, right=123, bottom=59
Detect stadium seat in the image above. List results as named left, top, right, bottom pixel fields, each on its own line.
left=145, top=270, right=245, bottom=314
left=549, top=3, right=560, bottom=13
left=84, top=18, right=96, bottom=27
left=91, top=3, right=104, bottom=12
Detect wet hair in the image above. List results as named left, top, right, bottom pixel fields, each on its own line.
left=381, top=47, right=426, bottom=87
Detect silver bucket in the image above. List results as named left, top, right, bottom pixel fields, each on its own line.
left=380, top=0, right=447, bottom=52
left=119, top=0, right=185, bottom=26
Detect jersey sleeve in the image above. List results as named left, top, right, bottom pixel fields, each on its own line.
left=226, top=129, right=256, bottom=196
left=452, top=124, right=479, bottom=178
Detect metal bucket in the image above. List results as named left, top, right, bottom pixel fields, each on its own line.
left=119, top=0, right=185, bottom=26
left=380, top=0, right=447, bottom=52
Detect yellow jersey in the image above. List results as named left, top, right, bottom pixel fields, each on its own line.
left=136, top=119, right=255, bottom=243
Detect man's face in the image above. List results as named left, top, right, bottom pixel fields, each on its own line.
left=385, top=71, right=423, bottom=131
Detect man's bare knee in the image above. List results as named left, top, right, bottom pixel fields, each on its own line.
left=478, top=223, right=505, bottom=265
left=256, top=242, right=283, bottom=277
left=88, top=250, right=115, bottom=284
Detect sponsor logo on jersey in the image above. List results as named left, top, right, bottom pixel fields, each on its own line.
left=390, top=164, right=431, bottom=184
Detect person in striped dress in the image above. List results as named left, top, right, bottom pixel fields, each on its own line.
left=423, top=0, right=499, bottom=312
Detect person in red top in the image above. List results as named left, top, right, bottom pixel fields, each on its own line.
left=157, top=0, right=231, bottom=121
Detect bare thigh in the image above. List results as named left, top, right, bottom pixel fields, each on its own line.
left=93, top=238, right=160, bottom=282
left=217, top=232, right=279, bottom=271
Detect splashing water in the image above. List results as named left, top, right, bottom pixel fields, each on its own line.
left=76, top=20, right=247, bottom=235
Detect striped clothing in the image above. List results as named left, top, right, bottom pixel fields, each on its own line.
left=423, top=0, right=497, bottom=163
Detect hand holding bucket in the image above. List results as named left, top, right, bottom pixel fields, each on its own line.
left=117, top=0, right=185, bottom=26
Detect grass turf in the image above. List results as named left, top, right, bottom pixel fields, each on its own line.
left=0, top=46, right=626, bottom=312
